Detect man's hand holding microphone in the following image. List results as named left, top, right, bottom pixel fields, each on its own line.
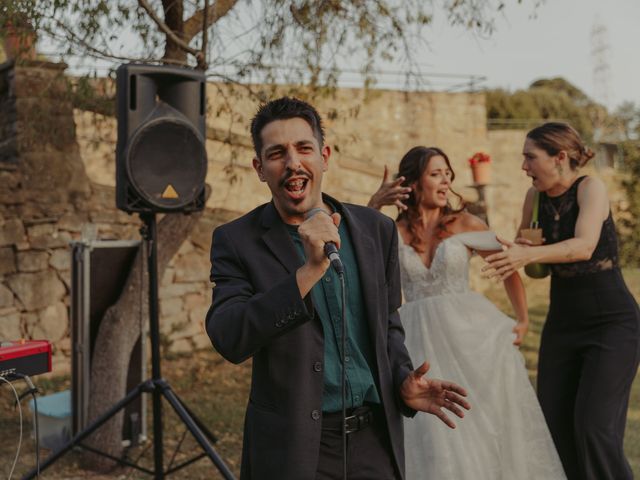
left=296, top=206, right=341, bottom=297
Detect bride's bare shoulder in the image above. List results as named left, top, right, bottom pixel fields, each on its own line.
left=447, top=212, right=489, bottom=234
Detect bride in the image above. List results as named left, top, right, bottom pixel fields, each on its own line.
left=368, top=146, right=566, bottom=479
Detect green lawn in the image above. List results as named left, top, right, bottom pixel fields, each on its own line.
left=2, top=270, right=639, bottom=478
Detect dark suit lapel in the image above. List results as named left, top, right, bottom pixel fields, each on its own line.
left=260, top=202, right=303, bottom=274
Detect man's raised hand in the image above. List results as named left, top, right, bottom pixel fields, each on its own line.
left=400, top=361, right=470, bottom=429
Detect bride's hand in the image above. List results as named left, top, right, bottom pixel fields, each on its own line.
left=400, top=361, right=470, bottom=428
left=512, top=320, right=528, bottom=347
left=367, top=165, right=411, bottom=211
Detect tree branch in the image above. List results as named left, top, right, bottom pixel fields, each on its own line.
left=138, top=0, right=201, bottom=58
left=183, top=0, right=239, bottom=41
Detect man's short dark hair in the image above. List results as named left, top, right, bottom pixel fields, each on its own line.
left=250, top=97, right=325, bottom=158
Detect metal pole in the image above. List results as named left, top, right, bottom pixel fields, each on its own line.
left=143, top=213, right=164, bottom=478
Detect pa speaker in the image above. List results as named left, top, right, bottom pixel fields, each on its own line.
left=116, top=64, right=207, bottom=213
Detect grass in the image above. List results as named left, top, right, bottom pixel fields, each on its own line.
left=2, top=270, right=639, bottom=478
left=484, top=268, right=640, bottom=477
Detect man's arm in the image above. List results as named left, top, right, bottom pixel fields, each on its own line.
left=205, top=226, right=314, bottom=364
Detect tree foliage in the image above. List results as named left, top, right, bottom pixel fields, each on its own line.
left=2, top=0, right=533, bottom=86
left=485, top=77, right=612, bottom=141
left=615, top=103, right=640, bottom=266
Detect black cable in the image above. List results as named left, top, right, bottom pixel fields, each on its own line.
left=339, top=271, right=347, bottom=480
left=15, top=374, right=40, bottom=478
left=30, top=389, right=40, bottom=478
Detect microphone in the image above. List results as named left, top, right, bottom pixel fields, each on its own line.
left=305, top=208, right=344, bottom=275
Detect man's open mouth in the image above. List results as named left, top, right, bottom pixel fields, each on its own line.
left=284, top=177, right=309, bottom=197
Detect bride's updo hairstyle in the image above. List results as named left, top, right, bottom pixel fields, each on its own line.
left=396, top=146, right=465, bottom=253
left=526, top=122, right=595, bottom=170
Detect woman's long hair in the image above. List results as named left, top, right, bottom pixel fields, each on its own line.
left=396, top=146, right=465, bottom=253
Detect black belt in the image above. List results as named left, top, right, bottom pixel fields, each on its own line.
left=321, top=405, right=375, bottom=434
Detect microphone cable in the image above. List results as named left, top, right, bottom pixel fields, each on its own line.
left=339, top=270, right=347, bottom=480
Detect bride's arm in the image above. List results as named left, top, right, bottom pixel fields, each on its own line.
left=501, top=272, right=529, bottom=346
left=456, top=214, right=530, bottom=346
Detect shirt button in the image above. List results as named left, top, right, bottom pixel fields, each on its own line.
left=324, top=276, right=331, bottom=283
left=313, top=362, right=322, bottom=372
left=311, top=410, right=320, bottom=420
left=354, top=395, right=361, bottom=403
left=345, top=356, right=351, bottom=363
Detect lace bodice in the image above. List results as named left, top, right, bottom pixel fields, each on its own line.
left=398, top=231, right=501, bottom=302
left=539, top=175, right=619, bottom=278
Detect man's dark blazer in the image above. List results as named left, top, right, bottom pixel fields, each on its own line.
left=206, top=193, right=415, bottom=480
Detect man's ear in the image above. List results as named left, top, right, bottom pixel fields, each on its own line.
left=321, top=145, right=331, bottom=172
left=252, top=157, right=266, bottom=182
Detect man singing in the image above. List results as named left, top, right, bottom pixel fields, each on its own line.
left=206, top=97, right=469, bottom=479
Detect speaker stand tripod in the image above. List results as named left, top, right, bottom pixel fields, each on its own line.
left=23, top=213, right=235, bottom=479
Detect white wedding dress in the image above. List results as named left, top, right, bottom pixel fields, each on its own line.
left=399, top=231, right=566, bottom=480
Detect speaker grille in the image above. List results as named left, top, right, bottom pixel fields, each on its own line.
left=126, top=118, right=207, bottom=210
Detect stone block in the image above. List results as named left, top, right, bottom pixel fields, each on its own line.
left=26, top=222, right=55, bottom=237
left=58, top=212, right=88, bottom=232
left=0, top=247, right=16, bottom=275
left=0, top=283, right=15, bottom=308
left=34, top=302, right=68, bottom=341
left=6, top=270, right=66, bottom=311
left=170, top=338, right=193, bottom=354
left=0, top=218, right=25, bottom=246
left=16, top=250, right=49, bottom=272
left=192, top=332, right=211, bottom=350
left=184, top=292, right=207, bottom=311
left=160, top=297, right=183, bottom=317
left=30, top=230, right=72, bottom=250
left=0, top=310, right=21, bottom=339
left=173, top=252, right=210, bottom=283
left=49, top=248, right=71, bottom=271
left=188, top=303, right=208, bottom=326
left=160, top=281, right=205, bottom=303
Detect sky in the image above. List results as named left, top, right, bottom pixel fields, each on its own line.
left=416, top=0, right=640, bottom=111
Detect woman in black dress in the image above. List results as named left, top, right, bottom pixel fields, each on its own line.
left=484, top=122, right=640, bottom=480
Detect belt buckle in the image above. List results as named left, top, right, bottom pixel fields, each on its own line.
left=343, top=409, right=372, bottom=434
left=344, top=413, right=358, bottom=434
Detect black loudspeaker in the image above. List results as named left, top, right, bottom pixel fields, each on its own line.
left=116, top=64, right=207, bottom=213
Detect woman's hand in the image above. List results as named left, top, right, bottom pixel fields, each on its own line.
left=482, top=236, right=535, bottom=281
left=367, top=165, right=411, bottom=211
left=512, top=320, right=529, bottom=347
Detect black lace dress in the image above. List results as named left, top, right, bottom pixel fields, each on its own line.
left=536, top=175, right=640, bottom=480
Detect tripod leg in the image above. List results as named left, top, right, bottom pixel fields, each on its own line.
left=171, top=393, right=218, bottom=445
left=22, top=381, right=150, bottom=480
left=157, top=380, right=236, bottom=480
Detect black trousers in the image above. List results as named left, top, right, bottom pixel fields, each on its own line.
left=538, top=269, right=640, bottom=480
left=315, top=405, right=399, bottom=480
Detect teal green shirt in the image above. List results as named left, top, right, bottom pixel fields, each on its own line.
left=286, top=214, right=380, bottom=413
